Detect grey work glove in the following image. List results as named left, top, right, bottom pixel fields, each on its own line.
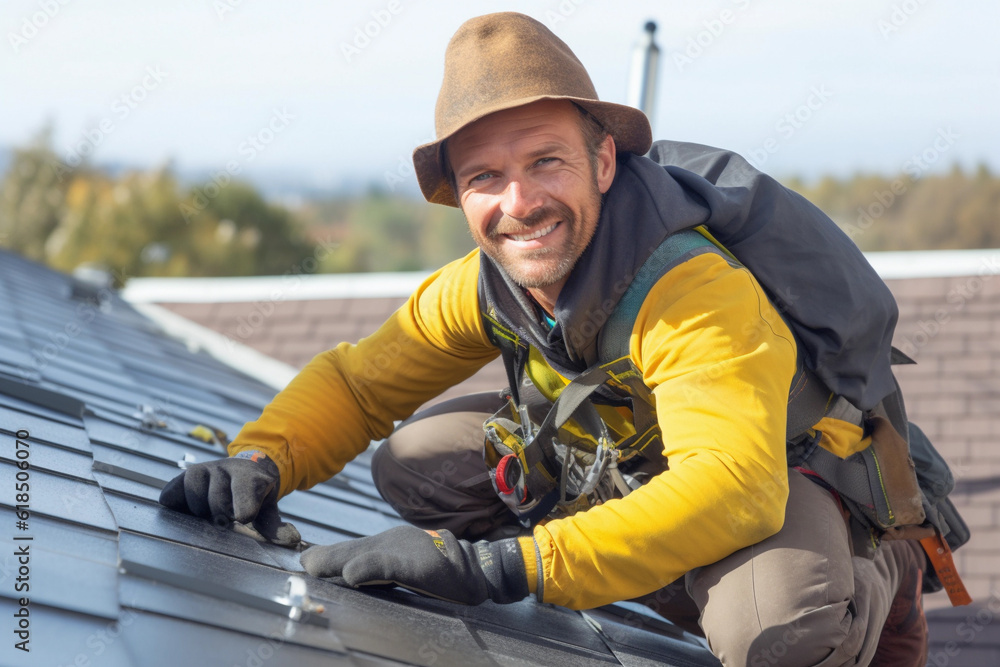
left=159, top=451, right=301, bottom=547
left=300, top=525, right=528, bottom=605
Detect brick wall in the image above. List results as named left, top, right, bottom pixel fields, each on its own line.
left=886, top=275, right=1000, bottom=664
left=887, top=275, right=1000, bottom=606
left=157, top=297, right=509, bottom=405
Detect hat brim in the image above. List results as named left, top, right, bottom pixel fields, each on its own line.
left=412, top=95, right=652, bottom=208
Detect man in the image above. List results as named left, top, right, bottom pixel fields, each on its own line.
left=160, top=12, right=934, bottom=666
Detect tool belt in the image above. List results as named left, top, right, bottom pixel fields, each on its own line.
left=787, top=374, right=972, bottom=605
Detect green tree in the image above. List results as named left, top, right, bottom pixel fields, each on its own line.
left=301, top=191, right=474, bottom=273
left=0, top=126, right=71, bottom=259
left=2, top=127, right=317, bottom=283
left=182, top=181, right=315, bottom=276
left=784, top=166, right=1000, bottom=251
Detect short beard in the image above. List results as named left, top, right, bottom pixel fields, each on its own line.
left=465, top=165, right=604, bottom=290
left=485, top=201, right=575, bottom=288
left=503, top=251, right=578, bottom=289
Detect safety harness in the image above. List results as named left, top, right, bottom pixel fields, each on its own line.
left=479, top=227, right=971, bottom=605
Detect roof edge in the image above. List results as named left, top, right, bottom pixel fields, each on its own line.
left=866, top=248, right=1000, bottom=280
left=120, top=248, right=1000, bottom=304
left=122, top=271, right=431, bottom=304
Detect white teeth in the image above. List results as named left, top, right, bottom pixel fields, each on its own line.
left=509, top=223, right=557, bottom=242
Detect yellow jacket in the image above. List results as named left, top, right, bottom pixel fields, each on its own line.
left=230, top=247, right=801, bottom=609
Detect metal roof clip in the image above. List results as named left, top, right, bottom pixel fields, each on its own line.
left=134, top=403, right=168, bottom=429
left=276, top=574, right=325, bottom=622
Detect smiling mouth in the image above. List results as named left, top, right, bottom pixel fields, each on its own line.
left=506, top=222, right=558, bottom=243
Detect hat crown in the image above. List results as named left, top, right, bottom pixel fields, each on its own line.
left=413, top=12, right=651, bottom=207
left=435, top=12, right=599, bottom=138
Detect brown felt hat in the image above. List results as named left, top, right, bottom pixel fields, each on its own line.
left=413, top=12, right=652, bottom=207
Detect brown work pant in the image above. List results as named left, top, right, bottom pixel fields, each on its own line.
left=370, top=392, right=926, bottom=667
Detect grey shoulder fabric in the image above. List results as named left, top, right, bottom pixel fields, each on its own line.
left=646, top=140, right=898, bottom=410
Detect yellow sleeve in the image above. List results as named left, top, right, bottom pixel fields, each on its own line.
left=228, top=250, right=499, bottom=497
left=527, top=252, right=798, bottom=609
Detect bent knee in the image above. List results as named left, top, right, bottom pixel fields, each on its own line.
left=370, top=414, right=495, bottom=518
left=710, top=603, right=862, bottom=667
left=369, top=438, right=422, bottom=506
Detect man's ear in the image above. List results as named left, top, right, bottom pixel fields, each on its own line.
left=596, top=134, right=617, bottom=194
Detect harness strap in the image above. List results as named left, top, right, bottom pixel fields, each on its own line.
left=478, top=228, right=834, bottom=525
left=511, top=360, right=647, bottom=525
left=477, top=229, right=940, bottom=529
left=479, top=306, right=528, bottom=406
left=498, top=344, right=524, bottom=406
left=598, top=229, right=725, bottom=362
left=920, top=532, right=972, bottom=606
left=531, top=362, right=611, bottom=445
left=601, top=228, right=837, bottom=443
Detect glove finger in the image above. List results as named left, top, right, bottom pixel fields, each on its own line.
left=341, top=551, right=397, bottom=588
left=301, top=543, right=350, bottom=579
left=206, top=468, right=235, bottom=527
left=159, top=472, right=191, bottom=513
left=182, top=465, right=214, bottom=520
left=301, top=528, right=407, bottom=579
left=232, top=470, right=272, bottom=524
left=253, top=502, right=301, bottom=547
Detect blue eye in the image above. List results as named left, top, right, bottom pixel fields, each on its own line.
left=471, top=173, right=492, bottom=183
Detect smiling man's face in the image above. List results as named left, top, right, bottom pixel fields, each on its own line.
left=447, top=99, right=616, bottom=305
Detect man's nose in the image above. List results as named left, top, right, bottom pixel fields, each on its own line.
left=500, top=178, right=544, bottom=220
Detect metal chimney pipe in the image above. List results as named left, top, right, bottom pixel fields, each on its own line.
left=627, top=20, right=660, bottom=138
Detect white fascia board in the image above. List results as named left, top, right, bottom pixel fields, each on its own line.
left=122, top=250, right=1000, bottom=305
left=122, top=271, right=431, bottom=304
left=865, top=248, right=1000, bottom=280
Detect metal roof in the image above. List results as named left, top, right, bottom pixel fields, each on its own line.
left=0, top=247, right=718, bottom=667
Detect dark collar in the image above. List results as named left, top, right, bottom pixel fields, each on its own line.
left=478, top=152, right=710, bottom=375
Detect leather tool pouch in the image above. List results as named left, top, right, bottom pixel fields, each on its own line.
left=789, top=414, right=932, bottom=557
left=865, top=415, right=927, bottom=532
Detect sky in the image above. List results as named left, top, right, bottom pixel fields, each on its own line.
left=2, top=0, right=998, bottom=197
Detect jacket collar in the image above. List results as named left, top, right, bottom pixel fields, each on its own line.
left=478, top=152, right=710, bottom=375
